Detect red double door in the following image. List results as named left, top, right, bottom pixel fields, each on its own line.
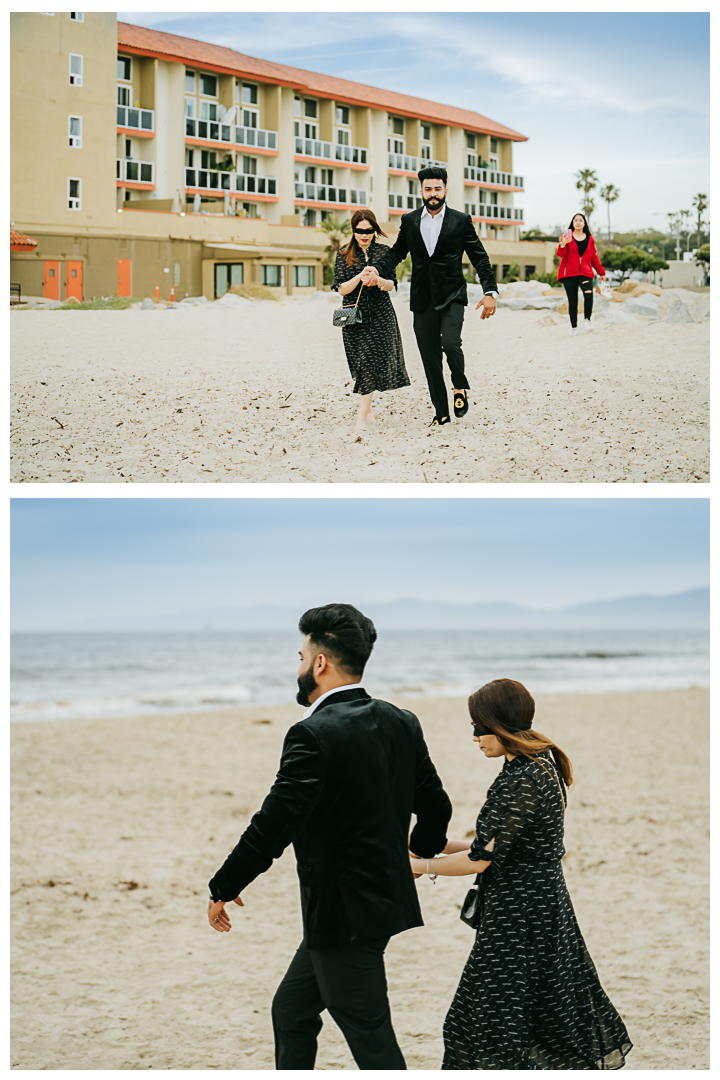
left=43, top=260, right=83, bottom=301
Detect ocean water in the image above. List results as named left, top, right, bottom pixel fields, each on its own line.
left=10, top=629, right=709, bottom=723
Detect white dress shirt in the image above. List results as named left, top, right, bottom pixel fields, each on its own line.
left=419, top=203, right=497, bottom=298
left=302, top=683, right=364, bottom=719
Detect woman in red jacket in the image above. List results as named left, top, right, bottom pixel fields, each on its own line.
left=557, top=213, right=607, bottom=336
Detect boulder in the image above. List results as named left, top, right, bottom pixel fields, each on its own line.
left=687, top=294, right=710, bottom=322
left=212, top=292, right=254, bottom=308
left=597, top=308, right=640, bottom=325
left=178, top=295, right=208, bottom=306
left=140, top=297, right=155, bottom=310
left=633, top=283, right=662, bottom=297
left=623, top=292, right=660, bottom=318
left=497, top=297, right=533, bottom=310
left=327, top=290, right=341, bottom=303
left=498, top=281, right=548, bottom=299
left=309, top=290, right=329, bottom=301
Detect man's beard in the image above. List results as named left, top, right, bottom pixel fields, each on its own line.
left=422, top=193, right=446, bottom=211
left=296, top=667, right=319, bottom=707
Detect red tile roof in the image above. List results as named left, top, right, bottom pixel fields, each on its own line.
left=10, top=227, right=38, bottom=251
left=118, top=22, right=528, bottom=142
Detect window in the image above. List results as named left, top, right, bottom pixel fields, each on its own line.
left=467, top=153, right=476, bottom=167
left=490, top=157, right=499, bottom=173
left=336, top=105, right=350, bottom=126
left=69, top=53, right=83, bottom=86
left=214, top=262, right=244, bottom=297
left=490, top=137, right=498, bottom=154
left=117, top=55, right=131, bottom=81
left=408, top=179, right=417, bottom=195
left=185, top=69, right=196, bottom=92
left=524, top=265, right=535, bottom=280
left=336, top=129, right=349, bottom=146
left=185, top=148, right=194, bottom=167
left=242, top=156, right=257, bottom=175
left=294, top=121, right=300, bottom=137
left=69, top=11, right=83, bottom=20
left=391, top=117, right=404, bottom=135
left=490, top=191, right=498, bottom=205
left=420, top=122, right=431, bottom=140
left=294, top=96, right=302, bottom=116
left=293, top=265, right=315, bottom=287
left=234, top=80, right=240, bottom=103
left=304, top=122, right=318, bottom=140
left=242, top=108, right=258, bottom=129
left=421, top=145, right=431, bottom=160
left=185, top=97, right=195, bottom=118
left=68, top=177, right=81, bottom=210
left=304, top=99, right=317, bottom=118
left=389, top=138, right=405, bottom=155
left=242, top=83, right=258, bottom=105
left=261, top=265, right=284, bottom=287
left=200, top=73, right=217, bottom=97
left=303, top=209, right=316, bottom=227
left=117, top=85, right=130, bottom=107
left=304, top=166, right=316, bottom=183
left=125, top=138, right=132, bottom=158
left=174, top=261, right=181, bottom=287
left=68, top=115, right=82, bottom=147
left=200, top=101, right=218, bottom=121
left=466, top=132, right=476, bottom=149
left=242, top=202, right=259, bottom=218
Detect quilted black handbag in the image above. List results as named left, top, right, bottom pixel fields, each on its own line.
left=333, top=282, right=364, bottom=327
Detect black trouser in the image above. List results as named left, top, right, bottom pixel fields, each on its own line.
left=272, top=937, right=406, bottom=1071
left=562, top=275, right=594, bottom=327
left=412, top=302, right=469, bottom=419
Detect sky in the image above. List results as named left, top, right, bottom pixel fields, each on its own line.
left=118, top=9, right=710, bottom=234
left=11, top=498, right=709, bottom=631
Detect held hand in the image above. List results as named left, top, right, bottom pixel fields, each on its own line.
left=476, top=295, right=496, bottom=319
left=360, top=266, right=379, bottom=286
left=409, top=854, right=426, bottom=879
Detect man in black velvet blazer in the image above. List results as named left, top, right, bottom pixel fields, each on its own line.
left=208, top=603, right=452, bottom=1071
left=378, top=165, right=498, bottom=426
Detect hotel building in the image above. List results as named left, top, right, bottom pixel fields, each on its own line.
left=11, top=13, right=556, bottom=302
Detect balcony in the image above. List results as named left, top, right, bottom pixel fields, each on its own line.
left=388, top=193, right=423, bottom=210
left=464, top=202, right=524, bottom=222
left=117, top=104, right=154, bottom=133
left=117, top=158, right=154, bottom=185
left=333, top=143, right=368, bottom=166
left=388, top=153, right=448, bottom=173
left=184, top=168, right=278, bottom=197
left=294, top=182, right=368, bottom=206
left=464, top=166, right=524, bottom=188
left=185, top=118, right=278, bottom=151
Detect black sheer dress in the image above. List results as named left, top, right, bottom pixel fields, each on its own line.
left=443, top=751, right=632, bottom=1070
left=332, top=241, right=410, bottom=396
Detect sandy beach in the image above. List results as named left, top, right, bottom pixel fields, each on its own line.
left=11, top=686, right=708, bottom=1069
left=11, top=297, right=708, bottom=483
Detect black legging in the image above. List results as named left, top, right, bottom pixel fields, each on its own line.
left=561, top=276, right=594, bottom=327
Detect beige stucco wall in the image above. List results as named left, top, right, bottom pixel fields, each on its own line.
left=11, top=12, right=118, bottom=233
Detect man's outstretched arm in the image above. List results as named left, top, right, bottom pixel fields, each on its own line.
left=380, top=216, right=410, bottom=270
left=208, top=723, right=325, bottom=911
left=462, top=216, right=498, bottom=296
left=409, top=726, right=453, bottom=858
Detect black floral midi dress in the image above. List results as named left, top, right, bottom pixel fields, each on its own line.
left=332, top=241, right=410, bottom=396
left=443, top=751, right=632, bottom=1070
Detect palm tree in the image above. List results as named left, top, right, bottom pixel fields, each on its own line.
left=599, top=184, right=621, bottom=241
left=692, top=193, right=708, bottom=249
left=318, top=213, right=352, bottom=285
left=679, top=209, right=691, bottom=253
left=575, top=168, right=598, bottom=227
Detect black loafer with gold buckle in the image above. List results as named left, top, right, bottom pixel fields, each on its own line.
left=429, top=415, right=451, bottom=427
left=453, top=391, right=469, bottom=418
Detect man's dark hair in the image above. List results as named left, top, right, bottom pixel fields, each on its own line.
left=298, top=603, right=377, bottom=676
left=418, top=165, right=447, bottom=184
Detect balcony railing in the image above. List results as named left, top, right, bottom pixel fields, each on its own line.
left=388, top=152, right=417, bottom=172
left=185, top=117, right=278, bottom=150
left=185, top=168, right=277, bottom=196
left=294, top=182, right=367, bottom=206
left=117, top=105, right=154, bottom=132
left=117, top=158, right=154, bottom=184
left=294, top=137, right=368, bottom=164
left=333, top=143, right=368, bottom=165
left=388, top=193, right=423, bottom=210
left=464, top=202, right=524, bottom=221
left=464, top=166, right=524, bottom=188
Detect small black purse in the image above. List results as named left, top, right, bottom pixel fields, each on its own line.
left=459, top=872, right=488, bottom=930
left=333, top=282, right=364, bottom=327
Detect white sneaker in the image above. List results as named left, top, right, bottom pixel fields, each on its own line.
left=569, top=327, right=578, bottom=337
left=584, top=319, right=593, bottom=332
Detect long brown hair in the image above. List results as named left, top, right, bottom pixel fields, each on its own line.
left=340, top=209, right=388, bottom=267
left=468, top=678, right=574, bottom=788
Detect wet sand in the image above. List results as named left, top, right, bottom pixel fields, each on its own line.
left=11, top=687, right=709, bottom=1069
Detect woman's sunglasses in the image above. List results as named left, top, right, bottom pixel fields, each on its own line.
left=354, top=227, right=375, bottom=236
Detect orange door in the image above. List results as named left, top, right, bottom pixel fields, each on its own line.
left=117, top=258, right=132, bottom=297
left=43, top=260, right=60, bottom=300
left=66, top=260, right=83, bottom=302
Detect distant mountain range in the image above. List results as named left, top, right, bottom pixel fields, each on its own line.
left=33, top=588, right=709, bottom=632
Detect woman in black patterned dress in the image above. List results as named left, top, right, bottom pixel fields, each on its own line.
left=333, top=209, right=410, bottom=430
left=410, top=679, right=632, bottom=1070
